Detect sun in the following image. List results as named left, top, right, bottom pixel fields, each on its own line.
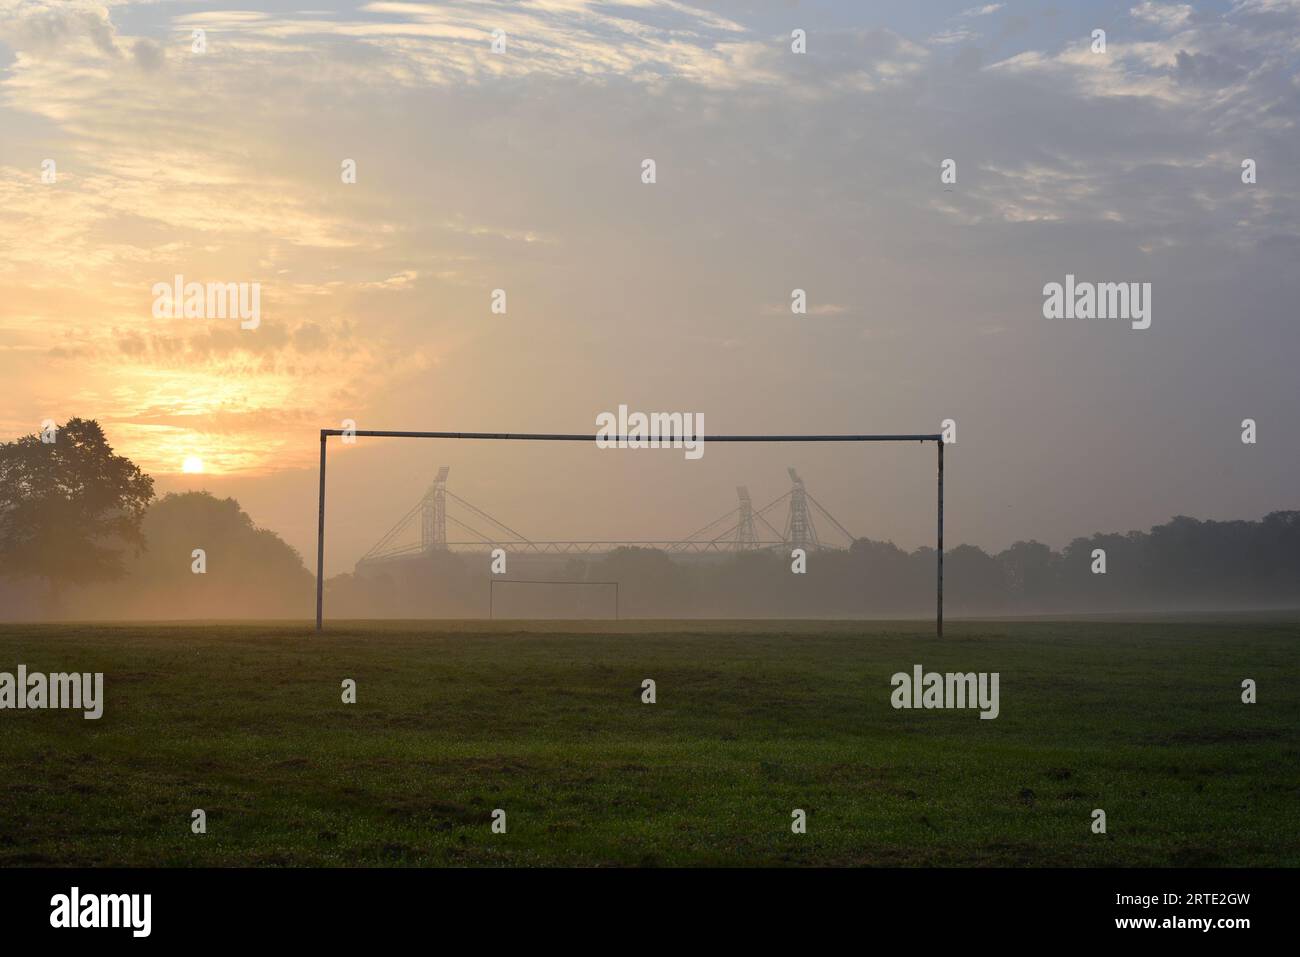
left=182, top=455, right=204, bottom=474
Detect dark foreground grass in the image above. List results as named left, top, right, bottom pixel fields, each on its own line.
left=0, top=619, right=1296, bottom=867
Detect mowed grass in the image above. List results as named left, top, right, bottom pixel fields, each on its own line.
left=0, top=619, right=1296, bottom=867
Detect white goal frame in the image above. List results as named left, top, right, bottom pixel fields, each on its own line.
left=315, top=429, right=945, bottom=634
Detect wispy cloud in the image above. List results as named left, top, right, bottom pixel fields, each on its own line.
left=0, top=0, right=1297, bottom=568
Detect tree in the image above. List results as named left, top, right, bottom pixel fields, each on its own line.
left=596, top=547, right=692, bottom=616
left=946, top=544, right=1005, bottom=614
left=108, top=491, right=312, bottom=618
left=997, top=540, right=1057, bottom=611
left=0, top=418, right=154, bottom=606
left=849, top=538, right=916, bottom=613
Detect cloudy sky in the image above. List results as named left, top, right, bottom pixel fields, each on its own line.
left=2, top=0, right=1297, bottom=573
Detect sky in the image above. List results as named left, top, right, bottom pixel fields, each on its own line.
left=1, top=0, right=1297, bottom=575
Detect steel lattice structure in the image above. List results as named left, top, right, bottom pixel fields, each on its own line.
left=355, top=468, right=855, bottom=565
left=316, top=429, right=946, bottom=634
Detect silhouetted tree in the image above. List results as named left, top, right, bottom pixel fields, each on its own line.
left=597, top=547, right=693, bottom=616
left=0, top=418, right=153, bottom=609
left=112, top=491, right=312, bottom=617
left=850, top=538, right=914, bottom=612
left=997, top=540, right=1057, bottom=611
left=946, top=544, right=1005, bottom=614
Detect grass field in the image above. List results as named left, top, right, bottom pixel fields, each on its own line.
left=0, top=618, right=1296, bottom=867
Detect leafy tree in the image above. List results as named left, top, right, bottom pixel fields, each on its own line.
left=997, top=540, right=1057, bottom=610
left=0, top=418, right=154, bottom=605
left=849, top=537, right=914, bottom=611
left=946, top=543, right=1005, bottom=614
left=112, top=491, right=312, bottom=617
left=596, top=547, right=693, bottom=616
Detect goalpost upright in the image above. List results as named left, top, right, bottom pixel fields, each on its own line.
left=315, top=429, right=946, bottom=634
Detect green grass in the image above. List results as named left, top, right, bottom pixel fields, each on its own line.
left=0, top=619, right=1296, bottom=867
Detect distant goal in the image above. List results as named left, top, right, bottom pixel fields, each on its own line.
left=314, top=429, right=946, bottom=633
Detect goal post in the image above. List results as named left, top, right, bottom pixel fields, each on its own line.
left=315, top=429, right=945, bottom=633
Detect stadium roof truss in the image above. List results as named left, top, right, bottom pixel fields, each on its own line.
left=315, top=430, right=946, bottom=635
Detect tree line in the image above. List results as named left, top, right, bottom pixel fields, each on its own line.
left=327, top=512, right=1300, bottom=618
left=2, top=419, right=1296, bottom=620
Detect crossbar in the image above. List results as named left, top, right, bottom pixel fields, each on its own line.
left=322, top=430, right=942, bottom=442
